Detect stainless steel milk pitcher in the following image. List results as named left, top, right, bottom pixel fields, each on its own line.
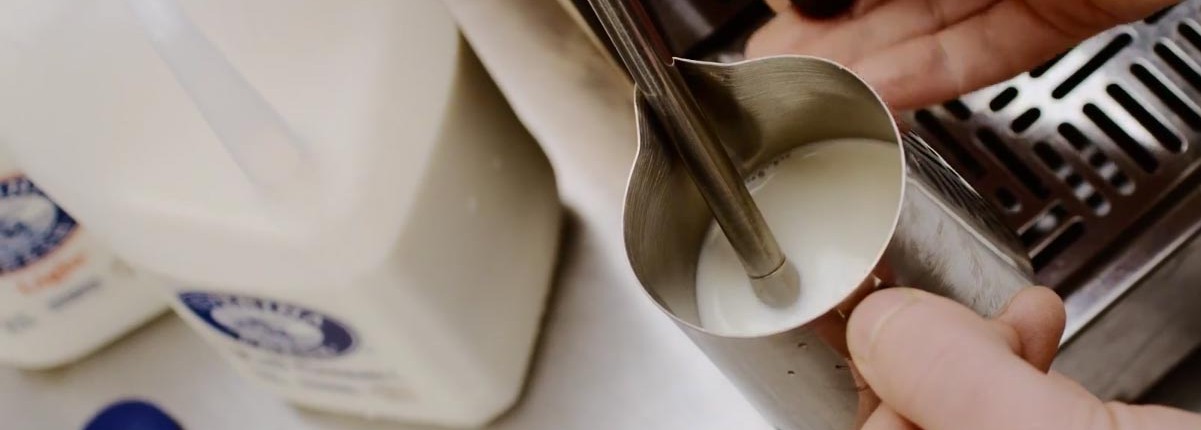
left=622, top=55, right=1035, bottom=430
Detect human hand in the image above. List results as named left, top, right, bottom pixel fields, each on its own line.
left=746, top=0, right=1179, bottom=109
left=846, top=286, right=1201, bottom=429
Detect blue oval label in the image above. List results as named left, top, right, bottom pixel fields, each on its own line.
left=179, top=292, right=356, bottom=358
left=0, top=175, right=77, bottom=275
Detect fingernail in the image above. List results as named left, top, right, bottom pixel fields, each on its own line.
left=790, top=0, right=855, bottom=20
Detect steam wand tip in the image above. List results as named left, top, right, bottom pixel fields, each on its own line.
left=751, top=258, right=800, bottom=308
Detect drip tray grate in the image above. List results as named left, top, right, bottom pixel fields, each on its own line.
left=907, top=2, right=1201, bottom=291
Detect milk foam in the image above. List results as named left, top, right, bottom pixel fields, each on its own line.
left=696, top=138, right=903, bottom=336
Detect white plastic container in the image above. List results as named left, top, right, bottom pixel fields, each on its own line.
left=0, top=0, right=561, bottom=426
left=0, top=150, right=165, bottom=369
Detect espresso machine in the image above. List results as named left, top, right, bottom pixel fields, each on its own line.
left=563, top=0, right=1201, bottom=402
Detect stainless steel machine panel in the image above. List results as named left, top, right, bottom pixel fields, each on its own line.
left=909, top=4, right=1197, bottom=301
left=905, top=3, right=1201, bottom=398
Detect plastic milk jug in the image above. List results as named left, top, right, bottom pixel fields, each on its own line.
left=0, top=0, right=562, bottom=426
left=0, top=148, right=165, bottom=369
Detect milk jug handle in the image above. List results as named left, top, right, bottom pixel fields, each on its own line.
left=127, top=0, right=314, bottom=207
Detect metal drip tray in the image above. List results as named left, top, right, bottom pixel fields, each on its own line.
left=908, top=2, right=1201, bottom=399
left=909, top=4, right=1201, bottom=301
left=569, top=0, right=1201, bottom=401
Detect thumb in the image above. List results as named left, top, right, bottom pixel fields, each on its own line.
left=847, top=287, right=1201, bottom=430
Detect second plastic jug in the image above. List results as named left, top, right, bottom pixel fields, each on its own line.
left=0, top=148, right=165, bottom=369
